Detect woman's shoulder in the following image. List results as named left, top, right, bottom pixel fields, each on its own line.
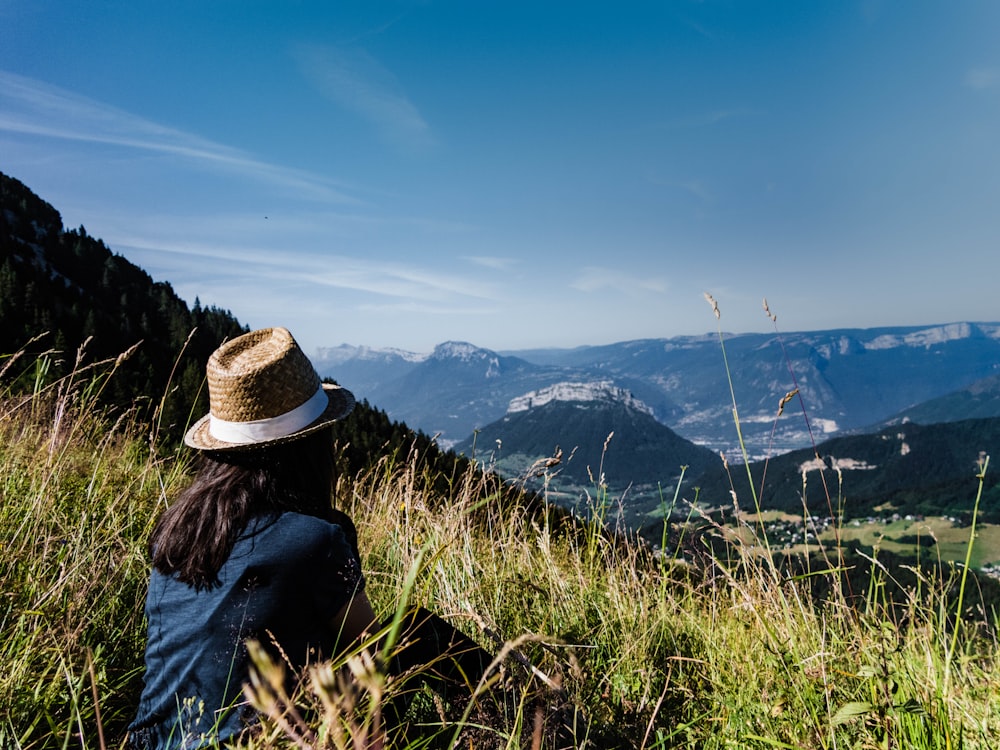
left=243, top=513, right=360, bottom=579
left=246, top=512, right=353, bottom=554
left=252, top=511, right=336, bottom=539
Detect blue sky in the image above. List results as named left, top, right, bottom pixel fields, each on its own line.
left=2, top=1, right=998, bottom=355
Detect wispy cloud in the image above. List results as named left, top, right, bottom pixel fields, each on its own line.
left=672, top=13, right=721, bottom=42
left=0, top=69, right=359, bottom=204
left=964, top=67, right=999, bottom=90
left=293, top=43, right=432, bottom=151
left=462, top=255, right=518, bottom=271
left=356, top=300, right=501, bottom=317
left=114, top=232, right=500, bottom=304
left=570, top=266, right=668, bottom=294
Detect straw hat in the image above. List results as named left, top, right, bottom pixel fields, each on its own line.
left=184, top=327, right=355, bottom=451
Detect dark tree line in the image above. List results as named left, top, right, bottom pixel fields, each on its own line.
left=0, top=171, right=248, bottom=442
left=329, top=394, right=479, bottom=496
left=0, top=172, right=481, bottom=468
left=0, top=171, right=589, bottom=538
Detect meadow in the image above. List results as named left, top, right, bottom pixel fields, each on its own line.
left=2, top=344, right=999, bottom=749
left=740, top=511, right=1000, bottom=571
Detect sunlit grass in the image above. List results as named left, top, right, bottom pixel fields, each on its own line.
left=739, top=512, right=1000, bottom=569
left=2, top=341, right=999, bottom=749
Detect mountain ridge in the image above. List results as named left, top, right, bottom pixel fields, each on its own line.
left=5, top=169, right=998, bottom=538
left=315, top=325, right=1000, bottom=454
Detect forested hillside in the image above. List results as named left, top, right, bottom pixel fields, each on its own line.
left=0, top=171, right=247, bottom=439
left=882, top=373, right=1000, bottom=427
left=0, top=171, right=481, bottom=485
left=692, top=416, right=1000, bottom=521
left=454, top=393, right=721, bottom=526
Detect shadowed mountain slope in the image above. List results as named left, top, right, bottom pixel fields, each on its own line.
left=691, top=417, right=1000, bottom=521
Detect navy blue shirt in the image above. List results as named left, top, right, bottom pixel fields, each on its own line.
left=129, top=512, right=365, bottom=749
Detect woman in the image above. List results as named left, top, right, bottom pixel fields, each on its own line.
left=128, top=327, right=492, bottom=749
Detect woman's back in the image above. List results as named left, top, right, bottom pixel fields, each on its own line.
left=130, top=512, right=364, bottom=749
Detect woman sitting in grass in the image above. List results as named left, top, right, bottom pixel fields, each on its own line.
left=127, top=327, right=493, bottom=749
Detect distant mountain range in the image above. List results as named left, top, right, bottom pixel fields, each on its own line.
left=315, top=326, right=1000, bottom=457
left=451, top=379, right=1000, bottom=538
left=317, top=334, right=1000, bottom=528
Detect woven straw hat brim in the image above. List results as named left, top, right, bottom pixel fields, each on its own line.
left=184, top=383, right=355, bottom=452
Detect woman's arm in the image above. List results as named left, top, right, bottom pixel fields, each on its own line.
left=331, top=590, right=379, bottom=647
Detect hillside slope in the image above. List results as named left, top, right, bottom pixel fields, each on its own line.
left=881, top=374, right=1000, bottom=427
left=0, top=170, right=247, bottom=438
left=454, top=381, right=721, bottom=529
left=0, top=171, right=453, bottom=471
left=692, top=417, right=1000, bottom=521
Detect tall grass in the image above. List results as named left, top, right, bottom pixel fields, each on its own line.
left=0, top=348, right=188, bottom=748
left=2, top=340, right=999, bottom=748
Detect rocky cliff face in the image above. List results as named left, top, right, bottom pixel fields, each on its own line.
left=508, top=381, right=654, bottom=416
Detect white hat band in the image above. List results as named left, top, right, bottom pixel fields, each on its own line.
left=208, top=387, right=329, bottom=445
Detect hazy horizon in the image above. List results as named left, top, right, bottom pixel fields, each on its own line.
left=313, top=319, right=1000, bottom=359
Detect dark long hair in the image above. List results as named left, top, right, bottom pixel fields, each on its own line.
left=151, top=427, right=336, bottom=589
